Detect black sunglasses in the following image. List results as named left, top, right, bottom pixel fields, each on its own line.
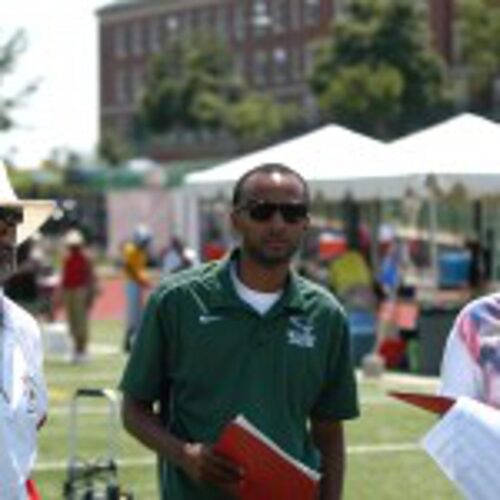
left=238, top=200, right=308, bottom=224
left=0, top=207, right=24, bottom=226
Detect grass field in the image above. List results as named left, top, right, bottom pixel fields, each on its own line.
left=34, top=319, right=461, bottom=499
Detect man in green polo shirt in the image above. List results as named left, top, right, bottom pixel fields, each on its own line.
left=120, top=163, right=359, bottom=499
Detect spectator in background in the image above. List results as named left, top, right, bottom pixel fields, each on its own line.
left=0, top=160, right=54, bottom=499
left=161, top=235, right=199, bottom=275
left=122, top=225, right=152, bottom=352
left=202, top=227, right=227, bottom=262
left=4, top=238, right=43, bottom=315
left=60, top=229, right=97, bottom=364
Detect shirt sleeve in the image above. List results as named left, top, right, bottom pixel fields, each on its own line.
left=311, top=311, right=360, bottom=421
left=119, top=290, right=169, bottom=402
left=32, top=320, right=48, bottom=424
left=439, top=321, right=483, bottom=401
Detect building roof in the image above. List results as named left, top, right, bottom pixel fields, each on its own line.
left=97, top=0, right=200, bottom=16
left=97, top=0, right=158, bottom=15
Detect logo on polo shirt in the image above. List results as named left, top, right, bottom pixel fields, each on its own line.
left=199, top=314, right=223, bottom=324
left=287, top=316, right=316, bottom=348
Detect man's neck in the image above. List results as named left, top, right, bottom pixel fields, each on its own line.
left=236, top=253, right=289, bottom=293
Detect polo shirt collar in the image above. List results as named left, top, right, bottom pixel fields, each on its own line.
left=208, top=249, right=306, bottom=314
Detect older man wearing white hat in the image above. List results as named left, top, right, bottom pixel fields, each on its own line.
left=0, top=161, right=54, bottom=499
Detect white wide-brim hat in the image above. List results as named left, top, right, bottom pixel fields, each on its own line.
left=64, top=229, right=84, bottom=246
left=0, top=161, right=55, bottom=245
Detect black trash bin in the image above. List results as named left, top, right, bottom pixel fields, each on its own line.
left=418, top=304, right=460, bottom=375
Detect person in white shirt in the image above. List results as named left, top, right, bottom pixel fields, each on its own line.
left=440, top=292, right=500, bottom=408
left=0, top=161, right=54, bottom=499
left=161, top=235, right=198, bottom=275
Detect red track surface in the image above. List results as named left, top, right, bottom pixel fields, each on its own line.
left=91, top=276, right=126, bottom=321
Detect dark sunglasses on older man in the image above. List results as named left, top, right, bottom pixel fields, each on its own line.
left=0, top=207, right=24, bottom=225
left=237, top=200, right=308, bottom=224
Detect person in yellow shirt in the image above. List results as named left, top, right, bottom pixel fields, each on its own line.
left=122, top=225, right=152, bottom=352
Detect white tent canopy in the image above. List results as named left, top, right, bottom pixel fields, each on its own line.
left=385, top=113, right=500, bottom=198
left=185, top=124, right=397, bottom=200
left=185, top=113, right=500, bottom=201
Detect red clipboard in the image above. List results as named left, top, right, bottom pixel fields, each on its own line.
left=389, top=391, right=456, bottom=415
left=213, top=415, right=320, bottom=500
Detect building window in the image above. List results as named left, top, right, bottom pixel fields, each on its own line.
left=273, top=47, right=289, bottom=84
left=132, top=67, right=144, bottom=103
left=113, top=25, right=127, bottom=59
left=115, top=69, right=128, bottom=104
left=272, top=0, right=289, bottom=34
left=253, top=50, right=270, bottom=86
left=215, top=6, right=228, bottom=41
left=198, top=7, right=211, bottom=36
left=149, top=18, right=162, bottom=53
left=252, top=0, right=272, bottom=38
left=290, top=0, right=302, bottom=30
left=304, top=0, right=321, bottom=26
left=234, top=3, right=246, bottom=41
left=165, top=14, right=179, bottom=43
left=132, top=21, right=144, bottom=56
left=183, top=10, right=194, bottom=38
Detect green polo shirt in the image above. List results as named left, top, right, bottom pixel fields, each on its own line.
left=120, top=251, right=359, bottom=499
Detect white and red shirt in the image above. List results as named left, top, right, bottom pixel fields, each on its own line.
left=440, top=293, right=500, bottom=408
left=0, top=291, right=47, bottom=500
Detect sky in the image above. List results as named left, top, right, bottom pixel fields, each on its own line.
left=1, top=0, right=109, bottom=168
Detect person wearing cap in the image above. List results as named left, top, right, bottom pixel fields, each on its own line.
left=121, top=224, right=152, bottom=352
left=60, top=229, right=97, bottom=364
left=0, top=161, right=54, bottom=499
left=120, top=164, right=359, bottom=500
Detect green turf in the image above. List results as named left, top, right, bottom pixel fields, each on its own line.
left=35, top=319, right=461, bottom=499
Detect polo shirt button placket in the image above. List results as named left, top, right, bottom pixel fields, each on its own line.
left=257, top=328, right=272, bottom=347
left=254, top=318, right=268, bottom=347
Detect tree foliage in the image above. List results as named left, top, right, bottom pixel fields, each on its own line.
left=310, top=0, right=451, bottom=138
left=456, top=0, right=500, bottom=112
left=140, top=36, right=296, bottom=148
left=98, top=126, right=132, bottom=167
left=226, top=93, right=297, bottom=148
left=0, top=30, right=38, bottom=132
left=141, top=38, right=242, bottom=133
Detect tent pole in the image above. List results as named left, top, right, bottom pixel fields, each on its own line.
left=429, top=190, right=439, bottom=289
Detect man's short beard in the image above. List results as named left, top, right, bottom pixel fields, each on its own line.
left=245, top=245, right=297, bottom=269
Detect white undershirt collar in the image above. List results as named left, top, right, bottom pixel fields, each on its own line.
left=230, top=262, right=282, bottom=315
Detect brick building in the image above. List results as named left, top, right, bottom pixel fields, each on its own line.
left=97, top=0, right=454, bottom=160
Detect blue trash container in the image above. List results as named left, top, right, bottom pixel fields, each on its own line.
left=438, top=250, right=471, bottom=288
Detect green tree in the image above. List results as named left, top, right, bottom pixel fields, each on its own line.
left=226, top=94, right=297, bottom=149
left=98, top=127, right=132, bottom=167
left=140, top=36, right=296, bottom=149
left=310, top=0, right=451, bottom=138
left=141, top=37, right=243, bottom=134
left=456, top=0, right=500, bottom=112
left=0, top=30, right=38, bottom=132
